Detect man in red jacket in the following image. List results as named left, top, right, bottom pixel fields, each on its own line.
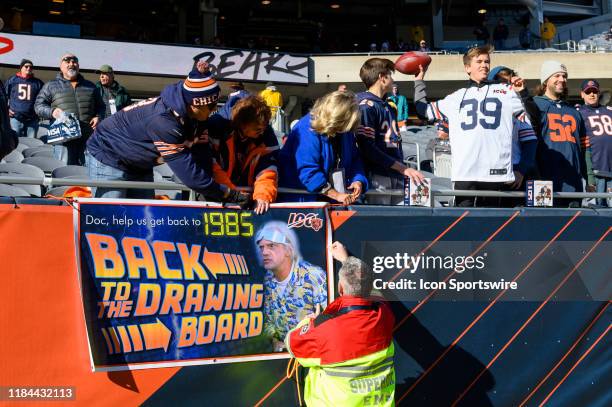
left=285, top=241, right=395, bottom=406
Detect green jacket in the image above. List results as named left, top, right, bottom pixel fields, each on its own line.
left=387, top=94, right=409, bottom=122
left=96, top=80, right=132, bottom=116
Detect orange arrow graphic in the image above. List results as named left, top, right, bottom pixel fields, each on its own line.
left=202, top=248, right=230, bottom=279
left=140, top=318, right=172, bottom=352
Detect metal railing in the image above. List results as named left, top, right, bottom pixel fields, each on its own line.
left=1, top=175, right=610, bottom=204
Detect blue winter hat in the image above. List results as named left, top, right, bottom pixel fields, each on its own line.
left=487, top=65, right=512, bottom=81
left=181, top=61, right=220, bottom=106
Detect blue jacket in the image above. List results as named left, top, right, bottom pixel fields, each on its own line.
left=87, top=81, right=222, bottom=195
left=5, top=73, right=44, bottom=121
left=278, top=114, right=368, bottom=201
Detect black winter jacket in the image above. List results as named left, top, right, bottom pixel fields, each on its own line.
left=0, top=80, right=18, bottom=160
left=34, top=73, right=104, bottom=135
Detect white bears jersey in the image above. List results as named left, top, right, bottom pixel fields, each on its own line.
left=426, top=83, right=530, bottom=182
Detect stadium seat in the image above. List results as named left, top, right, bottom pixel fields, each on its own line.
left=154, top=171, right=182, bottom=200
left=60, top=174, right=91, bottom=180
left=22, top=146, right=55, bottom=158
left=17, top=137, right=44, bottom=148
left=52, top=165, right=89, bottom=179
left=1, top=150, right=24, bottom=164
left=0, top=183, right=31, bottom=197
left=154, top=163, right=174, bottom=179
left=0, top=163, right=45, bottom=197
left=22, top=157, right=67, bottom=175
left=14, top=143, right=29, bottom=153
left=45, top=186, right=70, bottom=196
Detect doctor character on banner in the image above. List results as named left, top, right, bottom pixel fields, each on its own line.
left=256, top=221, right=328, bottom=352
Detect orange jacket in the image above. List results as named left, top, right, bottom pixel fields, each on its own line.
left=209, top=118, right=279, bottom=202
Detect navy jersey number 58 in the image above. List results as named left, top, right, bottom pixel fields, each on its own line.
left=460, top=98, right=502, bottom=130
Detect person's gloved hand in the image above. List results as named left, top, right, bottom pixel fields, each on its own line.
left=223, top=189, right=252, bottom=209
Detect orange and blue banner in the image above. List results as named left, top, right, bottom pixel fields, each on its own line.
left=74, top=200, right=332, bottom=371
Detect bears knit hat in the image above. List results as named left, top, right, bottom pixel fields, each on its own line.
left=19, top=58, right=33, bottom=68
left=540, top=60, right=567, bottom=84
left=182, top=61, right=220, bottom=106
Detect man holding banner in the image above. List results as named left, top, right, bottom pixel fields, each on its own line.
left=285, top=241, right=395, bottom=406
left=256, top=221, right=328, bottom=351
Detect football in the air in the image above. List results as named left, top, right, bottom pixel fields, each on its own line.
left=394, top=51, right=432, bottom=75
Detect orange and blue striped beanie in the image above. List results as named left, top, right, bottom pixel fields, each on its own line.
left=182, top=61, right=220, bottom=106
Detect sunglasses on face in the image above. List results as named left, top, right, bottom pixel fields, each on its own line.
left=62, top=57, right=79, bottom=63
left=23, top=65, right=33, bottom=69
left=584, top=90, right=599, bottom=95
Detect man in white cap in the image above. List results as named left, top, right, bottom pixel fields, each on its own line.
left=255, top=221, right=327, bottom=350
left=525, top=60, right=594, bottom=207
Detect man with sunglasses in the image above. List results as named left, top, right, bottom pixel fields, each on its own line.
left=5, top=59, right=44, bottom=138
left=86, top=61, right=250, bottom=204
left=35, top=53, right=104, bottom=165
left=576, top=80, right=612, bottom=206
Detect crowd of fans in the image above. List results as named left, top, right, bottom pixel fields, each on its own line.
left=0, top=47, right=610, bottom=209
left=412, top=45, right=610, bottom=208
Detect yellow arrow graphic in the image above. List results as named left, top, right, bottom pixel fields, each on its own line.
left=140, top=318, right=172, bottom=352
left=202, top=248, right=230, bottom=279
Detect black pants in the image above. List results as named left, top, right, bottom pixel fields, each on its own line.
left=454, top=181, right=512, bottom=208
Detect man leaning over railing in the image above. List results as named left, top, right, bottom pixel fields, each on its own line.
left=85, top=61, right=249, bottom=205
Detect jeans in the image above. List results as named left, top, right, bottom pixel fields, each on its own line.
left=53, top=137, right=87, bottom=166
left=10, top=117, right=38, bottom=138
left=494, top=39, right=505, bottom=50
left=595, top=176, right=611, bottom=207
left=85, top=150, right=155, bottom=199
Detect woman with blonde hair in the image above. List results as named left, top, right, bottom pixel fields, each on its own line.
left=278, top=90, right=368, bottom=203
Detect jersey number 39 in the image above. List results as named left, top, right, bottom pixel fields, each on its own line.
left=460, top=98, right=502, bottom=131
